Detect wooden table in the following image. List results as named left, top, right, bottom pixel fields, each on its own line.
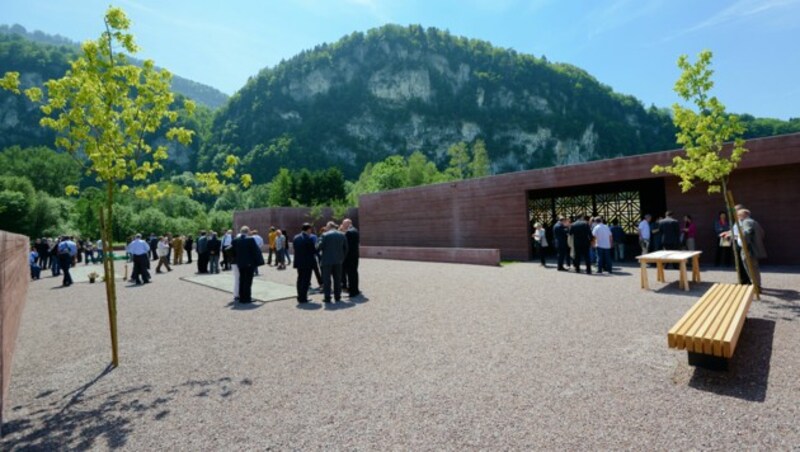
left=636, top=251, right=702, bottom=292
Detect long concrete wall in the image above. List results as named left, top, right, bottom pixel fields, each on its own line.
left=0, top=230, right=30, bottom=428
left=359, top=133, right=800, bottom=264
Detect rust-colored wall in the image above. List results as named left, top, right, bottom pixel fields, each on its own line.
left=361, top=246, right=501, bottom=266
left=360, top=133, right=800, bottom=264
left=0, top=230, right=30, bottom=428
left=233, top=207, right=359, bottom=240
left=664, top=164, right=800, bottom=265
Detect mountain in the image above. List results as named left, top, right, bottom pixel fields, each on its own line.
left=0, top=28, right=213, bottom=173
left=0, top=24, right=229, bottom=109
left=202, top=24, right=683, bottom=182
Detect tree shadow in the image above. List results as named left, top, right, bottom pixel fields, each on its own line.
left=688, top=318, right=775, bottom=402
left=1, top=368, right=252, bottom=450
left=759, top=288, right=800, bottom=321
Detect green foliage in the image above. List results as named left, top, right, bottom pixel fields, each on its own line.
left=266, top=167, right=346, bottom=207
left=470, top=139, right=491, bottom=178
left=0, top=146, right=83, bottom=196
left=0, top=175, right=35, bottom=234
left=268, top=168, right=295, bottom=206
left=652, top=50, right=747, bottom=193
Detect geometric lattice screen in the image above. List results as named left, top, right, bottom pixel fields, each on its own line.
left=595, top=191, right=641, bottom=234
left=528, top=191, right=642, bottom=234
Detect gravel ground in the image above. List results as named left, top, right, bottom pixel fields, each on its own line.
left=2, top=258, right=799, bottom=450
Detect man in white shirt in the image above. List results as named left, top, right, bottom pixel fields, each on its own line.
left=638, top=214, right=652, bottom=254
left=592, top=217, right=614, bottom=274
left=221, top=229, right=233, bottom=271
left=127, top=233, right=152, bottom=285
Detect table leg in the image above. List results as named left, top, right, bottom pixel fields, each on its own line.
left=692, top=255, right=701, bottom=282
left=680, top=261, right=688, bottom=291
left=640, top=261, right=649, bottom=290
left=657, top=262, right=665, bottom=282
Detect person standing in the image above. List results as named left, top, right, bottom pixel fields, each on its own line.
left=282, top=229, right=293, bottom=265
left=96, top=238, right=104, bottom=263
left=714, top=211, right=732, bottom=267
left=196, top=231, right=209, bottom=274
left=317, top=221, right=348, bottom=303
left=274, top=230, right=286, bottom=270
left=569, top=216, right=593, bottom=274
left=532, top=222, right=548, bottom=266
left=251, top=229, right=265, bottom=275
left=49, top=238, right=60, bottom=276
left=208, top=232, right=222, bottom=274
left=342, top=218, right=360, bottom=297
left=309, top=227, right=323, bottom=289
left=727, top=209, right=766, bottom=288
left=682, top=215, right=697, bottom=251
left=184, top=235, right=193, bottom=264
left=267, top=227, right=277, bottom=267
left=172, top=235, right=184, bottom=265
left=292, top=223, right=317, bottom=304
left=231, top=226, right=264, bottom=304
left=221, top=229, right=233, bottom=271
left=57, top=236, right=77, bottom=287
left=30, top=246, right=41, bottom=280
left=127, top=234, right=152, bottom=285
left=658, top=212, right=681, bottom=251
left=610, top=219, right=625, bottom=261
left=638, top=214, right=651, bottom=255
left=553, top=217, right=569, bottom=271
left=155, top=236, right=172, bottom=273
left=592, top=217, right=614, bottom=274
left=148, top=233, right=159, bottom=261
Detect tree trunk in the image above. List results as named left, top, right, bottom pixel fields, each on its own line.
left=100, top=182, right=120, bottom=367
left=720, top=180, right=742, bottom=280
left=725, top=188, right=761, bottom=300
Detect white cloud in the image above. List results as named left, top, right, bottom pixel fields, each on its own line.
left=666, top=0, right=800, bottom=40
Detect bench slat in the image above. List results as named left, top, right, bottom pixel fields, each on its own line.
left=684, top=284, right=733, bottom=352
left=721, top=285, right=755, bottom=358
left=699, top=284, right=741, bottom=355
left=667, top=283, right=753, bottom=359
left=668, top=283, right=722, bottom=349
left=711, top=285, right=748, bottom=357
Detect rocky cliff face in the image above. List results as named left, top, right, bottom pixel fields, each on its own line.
left=205, top=25, right=676, bottom=181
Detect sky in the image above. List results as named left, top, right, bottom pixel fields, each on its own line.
left=4, top=0, right=800, bottom=119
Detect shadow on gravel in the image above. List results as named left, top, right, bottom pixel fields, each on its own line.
left=760, top=288, right=800, bottom=321
left=688, top=318, right=775, bottom=402
left=1, top=368, right=252, bottom=451
left=296, top=302, right=323, bottom=311
left=226, top=301, right=265, bottom=310
left=654, top=280, right=715, bottom=296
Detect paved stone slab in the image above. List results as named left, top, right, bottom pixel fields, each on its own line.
left=181, top=273, right=296, bottom=302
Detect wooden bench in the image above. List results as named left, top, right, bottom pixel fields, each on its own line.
left=667, top=283, right=754, bottom=370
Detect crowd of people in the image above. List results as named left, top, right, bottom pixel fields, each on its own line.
left=28, top=218, right=363, bottom=306
left=532, top=207, right=766, bottom=284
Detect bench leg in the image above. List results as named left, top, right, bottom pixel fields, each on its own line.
left=640, top=261, right=649, bottom=290
left=680, top=261, right=688, bottom=291
left=688, top=352, right=729, bottom=371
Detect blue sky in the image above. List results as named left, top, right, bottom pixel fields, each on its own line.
left=4, top=0, right=799, bottom=119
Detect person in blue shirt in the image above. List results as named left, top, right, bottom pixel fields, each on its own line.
left=127, top=233, right=152, bottom=285
left=29, top=247, right=41, bottom=280
left=610, top=219, right=627, bottom=262
left=57, top=236, right=78, bottom=287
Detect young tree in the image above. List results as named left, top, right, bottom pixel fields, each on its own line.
left=470, top=139, right=491, bottom=178
left=0, top=7, right=248, bottom=366
left=445, top=142, right=470, bottom=179
left=652, top=50, right=758, bottom=296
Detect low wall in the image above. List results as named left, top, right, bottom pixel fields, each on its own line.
left=0, top=230, right=30, bottom=429
left=360, top=246, right=501, bottom=266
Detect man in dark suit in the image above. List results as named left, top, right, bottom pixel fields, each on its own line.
left=184, top=235, right=193, bottom=264
left=317, top=221, right=348, bottom=303
left=293, top=223, right=317, bottom=304
left=553, top=217, right=569, bottom=271
left=658, top=211, right=682, bottom=269
left=149, top=233, right=159, bottom=261
left=231, top=226, right=264, bottom=304
left=196, top=231, right=209, bottom=274
left=341, top=218, right=361, bottom=297
left=658, top=211, right=681, bottom=250
left=569, top=215, right=593, bottom=274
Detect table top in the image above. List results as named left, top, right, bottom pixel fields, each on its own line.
left=636, top=250, right=702, bottom=261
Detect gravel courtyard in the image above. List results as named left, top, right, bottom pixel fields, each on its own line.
left=3, top=258, right=799, bottom=450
